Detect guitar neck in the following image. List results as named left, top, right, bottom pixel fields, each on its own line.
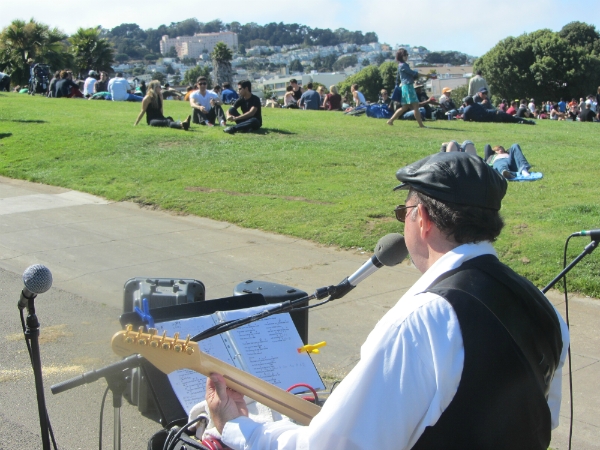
left=111, top=329, right=321, bottom=425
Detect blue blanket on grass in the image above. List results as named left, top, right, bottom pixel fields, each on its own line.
left=508, top=172, right=543, bottom=182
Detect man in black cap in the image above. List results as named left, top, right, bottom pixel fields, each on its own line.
left=205, top=152, right=569, bottom=450
left=462, top=96, right=536, bottom=124
left=473, top=86, right=493, bottom=109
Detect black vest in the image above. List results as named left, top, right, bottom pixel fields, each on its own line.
left=411, top=254, right=563, bottom=450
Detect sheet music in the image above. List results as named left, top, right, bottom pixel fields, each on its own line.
left=218, top=305, right=325, bottom=393
left=154, top=316, right=231, bottom=414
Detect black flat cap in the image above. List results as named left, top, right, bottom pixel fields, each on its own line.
left=394, top=152, right=507, bottom=210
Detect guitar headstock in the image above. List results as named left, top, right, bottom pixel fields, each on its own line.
left=111, top=325, right=200, bottom=374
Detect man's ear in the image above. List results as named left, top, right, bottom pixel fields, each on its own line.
left=417, top=203, right=432, bottom=238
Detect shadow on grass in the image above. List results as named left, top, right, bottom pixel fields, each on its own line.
left=0, top=133, right=12, bottom=139
left=0, top=119, right=47, bottom=124
left=253, top=128, right=295, bottom=135
left=424, top=125, right=469, bottom=131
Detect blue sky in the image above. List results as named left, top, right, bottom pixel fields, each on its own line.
left=3, top=0, right=600, bottom=56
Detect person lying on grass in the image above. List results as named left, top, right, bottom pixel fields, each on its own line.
left=134, top=80, right=191, bottom=130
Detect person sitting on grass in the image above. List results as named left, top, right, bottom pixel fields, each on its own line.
left=134, top=80, right=191, bottom=130
left=221, top=82, right=239, bottom=104
left=283, top=85, right=298, bottom=108
left=462, top=96, right=535, bottom=125
left=484, top=144, right=532, bottom=179
left=53, top=70, right=81, bottom=98
left=298, top=82, right=321, bottom=110
left=223, top=80, right=262, bottom=134
left=108, top=72, right=142, bottom=102
left=190, top=76, right=226, bottom=126
left=323, top=85, right=342, bottom=111
left=550, top=104, right=566, bottom=120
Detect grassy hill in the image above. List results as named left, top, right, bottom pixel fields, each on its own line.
left=1, top=92, right=599, bottom=296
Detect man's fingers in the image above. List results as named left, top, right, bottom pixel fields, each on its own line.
left=208, top=373, right=229, bottom=399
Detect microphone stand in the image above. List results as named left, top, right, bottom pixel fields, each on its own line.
left=542, top=239, right=598, bottom=293
left=51, top=354, right=144, bottom=450
left=23, top=297, right=51, bottom=450
left=191, top=286, right=333, bottom=342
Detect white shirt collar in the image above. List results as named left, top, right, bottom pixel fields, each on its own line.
left=402, top=241, right=497, bottom=299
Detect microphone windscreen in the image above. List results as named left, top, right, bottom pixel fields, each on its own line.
left=374, top=233, right=408, bottom=267
left=23, top=264, right=53, bottom=294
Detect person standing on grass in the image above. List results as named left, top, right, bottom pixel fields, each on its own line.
left=223, top=80, right=262, bottom=134
left=190, top=76, right=226, bottom=126
left=387, top=48, right=425, bottom=128
left=134, top=80, right=191, bottom=130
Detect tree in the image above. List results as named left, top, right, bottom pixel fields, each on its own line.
left=379, top=61, right=398, bottom=93
left=166, top=46, right=178, bottom=58
left=172, top=72, right=181, bottom=86
left=115, top=53, right=129, bottom=63
left=373, top=53, right=386, bottom=66
left=69, top=27, right=115, bottom=77
left=211, top=42, right=233, bottom=85
left=475, top=24, right=600, bottom=102
left=559, top=21, right=600, bottom=52
left=165, top=63, right=175, bottom=75
left=337, top=65, right=382, bottom=103
left=152, top=71, right=165, bottom=84
left=289, top=59, right=303, bottom=73
left=183, top=65, right=212, bottom=87
left=0, top=19, right=70, bottom=86
left=144, top=54, right=157, bottom=63
left=332, top=55, right=358, bottom=71
left=361, top=58, right=371, bottom=67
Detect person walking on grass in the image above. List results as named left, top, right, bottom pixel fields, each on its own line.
left=134, top=80, right=191, bottom=130
left=387, top=48, right=425, bottom=128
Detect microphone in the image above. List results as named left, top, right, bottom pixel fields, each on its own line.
left=328, top=233, right=408, bottom=300
left=571, top=229, right=600, bottom=240
left=18, top=265, right=53, bottom=310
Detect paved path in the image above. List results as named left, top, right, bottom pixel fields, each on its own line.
left=0, top=176, right=598, bottom=449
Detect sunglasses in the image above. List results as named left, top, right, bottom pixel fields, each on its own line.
left=394, top=205, right=417, bottom=222
left=199, top=82, right=207, bottom=85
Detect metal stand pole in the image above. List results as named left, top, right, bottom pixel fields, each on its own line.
left=542, top=240, right=598, bottom=293
left=106, top=372, right=127, bottom=450
left=25, top=298, right=51, bottom=450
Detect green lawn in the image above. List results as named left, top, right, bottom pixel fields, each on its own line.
left=1, top=92, right=599, bottom=296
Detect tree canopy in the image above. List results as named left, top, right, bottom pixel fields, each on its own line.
left=69, top=27, right=114, bottom=77
left=475, top=22, right=600, bottom=101
left=0, top=19, right=69, bottom=85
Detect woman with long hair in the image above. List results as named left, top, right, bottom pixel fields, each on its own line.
left=134, top=80, right=191, bottom=130
left=386, top=48, right=425, bottom=128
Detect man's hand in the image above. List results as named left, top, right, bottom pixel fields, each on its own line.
left=206, top=373, right=248, bottom=434
left=227, top=115, right=237, bottom=123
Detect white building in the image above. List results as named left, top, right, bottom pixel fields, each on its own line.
left=160, top=32, right=238, bottom=59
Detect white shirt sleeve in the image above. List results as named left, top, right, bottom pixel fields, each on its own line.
left=222, top=294, right=464, bottom=450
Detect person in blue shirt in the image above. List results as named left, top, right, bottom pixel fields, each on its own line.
left=557, top=98, right=567, bottom=113
left=298, top=83, right=322, bottom=110
left=221, top=82, right=239, bottom=104
left=387, top=48, right=425, bottom=128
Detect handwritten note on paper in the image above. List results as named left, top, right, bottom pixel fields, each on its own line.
left=220, top=307, right=324, bottom=392
left=155, top=316, right=233, bottom=414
